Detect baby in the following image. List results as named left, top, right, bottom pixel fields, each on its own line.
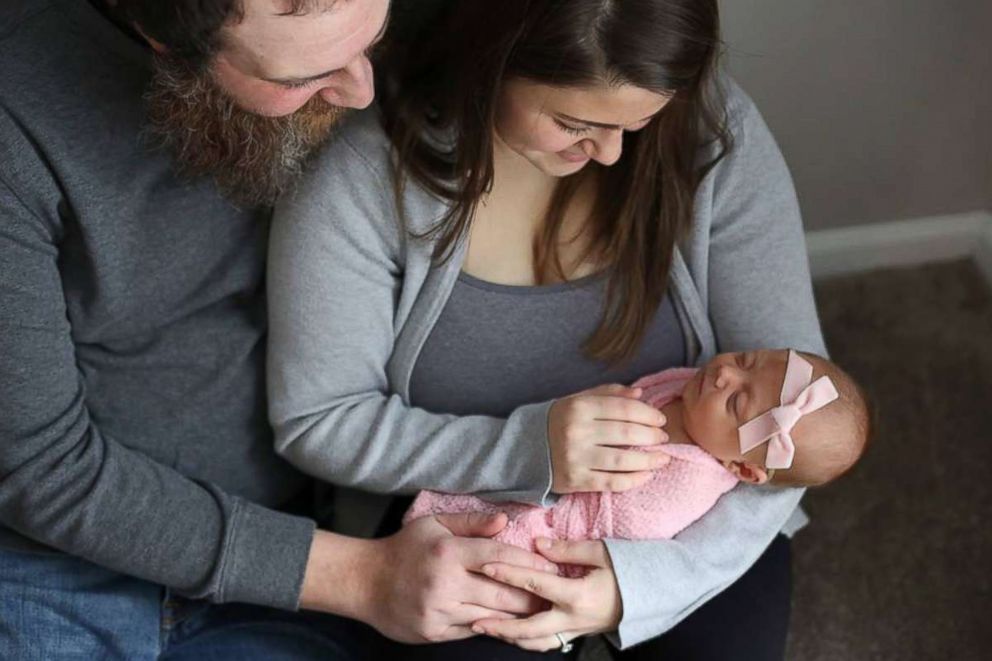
left=403, top=349, right=872, bottom=561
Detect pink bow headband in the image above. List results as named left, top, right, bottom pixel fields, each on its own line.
left=737, top=350, right=839, bottom=470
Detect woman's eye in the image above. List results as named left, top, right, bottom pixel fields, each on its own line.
left=728, top=392, right=738, bottom=416
left=554, top=119, right=588, bottom=136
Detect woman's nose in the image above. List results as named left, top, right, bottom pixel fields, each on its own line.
left=319, top=55, right=375, bottom=110
left=590, top=130, right=624, bottom=166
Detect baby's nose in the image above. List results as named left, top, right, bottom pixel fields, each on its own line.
left=715, top=364, right=742, bottom=387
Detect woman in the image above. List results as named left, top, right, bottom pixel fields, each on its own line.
left=267, top=1, right=824, bottom=658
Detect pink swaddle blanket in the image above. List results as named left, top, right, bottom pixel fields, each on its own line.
left=403, top=368, right=740, bottom=571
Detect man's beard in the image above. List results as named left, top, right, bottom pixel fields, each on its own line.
left=144, top=55, right=346, bottom=207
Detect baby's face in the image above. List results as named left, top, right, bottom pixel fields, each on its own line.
left=681, top=349, right=789, bottom=464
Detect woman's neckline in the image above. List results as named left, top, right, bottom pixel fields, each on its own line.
left=457, top=269, right=608, bottom=295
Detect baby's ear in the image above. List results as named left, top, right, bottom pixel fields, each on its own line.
left=723, top=460, right=771, bottom=485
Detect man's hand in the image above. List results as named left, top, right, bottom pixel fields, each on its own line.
left=300, top=512, right=558, bottom=644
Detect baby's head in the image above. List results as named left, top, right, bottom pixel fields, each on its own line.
left=680, top=349, right=871, bottom=487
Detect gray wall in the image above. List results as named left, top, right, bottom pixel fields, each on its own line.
left=720, top=0, right=992, bottom=231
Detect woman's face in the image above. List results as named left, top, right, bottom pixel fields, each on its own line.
left=494, top=78, right=673, bottom=177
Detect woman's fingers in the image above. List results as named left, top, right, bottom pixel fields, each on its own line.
left=535, top=538, right=611, bottom=567
left=473, top=609, right=564, bottom=641
left=588, top=396, right=666, bottom=427
left=452, top=602, right=520, bottom=624
left=507, top=633, right=581, bottom=653
left=590, top=420, right=668, bottom=446
left=589, top=445, right=670, bottom=472
left=577, top=383, right=642, bottom=399
left=586, top=469, right=654, bottom=492
left=461, top=572, right=548, bottom=615
left=481, top=562, right=572, bottom=604
left=457, top=537, right=559, bottom=575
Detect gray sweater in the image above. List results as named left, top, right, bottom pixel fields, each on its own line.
left=0, top=0, right=313, bottom=610
left=267, top=79, right=827, bottom=648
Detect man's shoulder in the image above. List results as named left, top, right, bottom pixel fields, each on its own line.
left=0, top=0, right=55, bottom=42
left=0, top=0, right=68, bottom=101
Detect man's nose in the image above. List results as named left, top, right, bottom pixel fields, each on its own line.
left=319, top=55, right=375, bottom=110
left=591, top=130, right=623, bottom=166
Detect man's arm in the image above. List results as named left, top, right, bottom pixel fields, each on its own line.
left=0, top=174, right=313, bottom=609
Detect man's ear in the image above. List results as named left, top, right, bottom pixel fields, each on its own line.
left=132, top=23, right=168, bottom=53
left=722, top=460, right=771, bottom=485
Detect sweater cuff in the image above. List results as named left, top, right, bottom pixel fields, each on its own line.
left=496, top=400, right=558, bottom=507
left=217, top=499, right=316, bottom=610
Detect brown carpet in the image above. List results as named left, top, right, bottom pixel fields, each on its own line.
left=787, top=258, right=992, bottom=660
left=580, top=258, right=992, bottom=660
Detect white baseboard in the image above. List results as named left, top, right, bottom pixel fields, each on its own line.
left=806, top=210, right=992, bottom=285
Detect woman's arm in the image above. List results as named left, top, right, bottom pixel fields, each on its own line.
left=603, top=86, right=826, bottom=648
left=267, top=114, right=554, bottom=505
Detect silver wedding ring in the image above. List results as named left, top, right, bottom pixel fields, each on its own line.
left=555, top=632, right=574, bottom=653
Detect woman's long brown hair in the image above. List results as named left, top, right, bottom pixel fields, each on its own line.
left=380, top=0, right=733, bottom=364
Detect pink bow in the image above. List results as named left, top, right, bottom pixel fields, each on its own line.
left=737, top=350, right=839, bottom=470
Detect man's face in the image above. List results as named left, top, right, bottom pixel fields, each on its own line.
left=214, top=0, right=390, bottom=117
left=142, top=0, right=390, bottom=206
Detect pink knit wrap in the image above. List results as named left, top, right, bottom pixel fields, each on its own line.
left=403, top=368, right=739, bottom=573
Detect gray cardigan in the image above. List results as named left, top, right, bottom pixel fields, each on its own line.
left=267, top=79, right=826, bottom=648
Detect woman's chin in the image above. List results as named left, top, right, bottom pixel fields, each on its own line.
left=532, top=155, right=590, bottom=178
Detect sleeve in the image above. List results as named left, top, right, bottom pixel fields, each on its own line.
left=603, top=88, right=827, bottom=648
left=266, top=127, right=555, bottom=505
left=0, top=172, right=314, bottom=610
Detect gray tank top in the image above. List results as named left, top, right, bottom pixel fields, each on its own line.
left=409, top=271, right=686, bottom=417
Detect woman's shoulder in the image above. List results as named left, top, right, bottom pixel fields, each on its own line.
left=308, top=106, right=395, bottom=184
left=279, top=105, right=449, bottom=244
left=711, top=72, right=767, bottom=152
left=274, top=107, right=404, bottom=254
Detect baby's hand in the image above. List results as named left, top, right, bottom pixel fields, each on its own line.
left=548, top=384, right=669, bottom=494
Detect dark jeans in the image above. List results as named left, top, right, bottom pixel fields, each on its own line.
left=0, top=535, right=789, bottom=660
left=0, top=546, right=383, bottom=660
left=607, top=534, right=792, bottom=661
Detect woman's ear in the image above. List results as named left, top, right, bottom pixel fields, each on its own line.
left=722, top=460, right=771, bottom=485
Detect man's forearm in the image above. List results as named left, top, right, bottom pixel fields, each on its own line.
left=299, top=529, right=382, bottom=621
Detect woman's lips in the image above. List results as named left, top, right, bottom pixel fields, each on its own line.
left=558, top=149, right=589, bottom=164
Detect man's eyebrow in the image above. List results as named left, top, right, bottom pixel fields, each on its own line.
left=556, top=111, right=660, bottom=130
left=262, top=10, right=390, bottom=85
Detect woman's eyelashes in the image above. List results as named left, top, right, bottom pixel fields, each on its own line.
left=553, top=118, right=589, bottom=136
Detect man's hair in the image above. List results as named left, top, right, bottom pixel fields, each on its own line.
left=117, top=1, right=330, bottom=70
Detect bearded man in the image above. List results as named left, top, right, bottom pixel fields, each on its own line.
left=0, top=2, right=554, bottom=658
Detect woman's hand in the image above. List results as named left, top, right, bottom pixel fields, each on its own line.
left=548, top=384, right=669, bottom=493
left=472, top=538, right=622, bottom=652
